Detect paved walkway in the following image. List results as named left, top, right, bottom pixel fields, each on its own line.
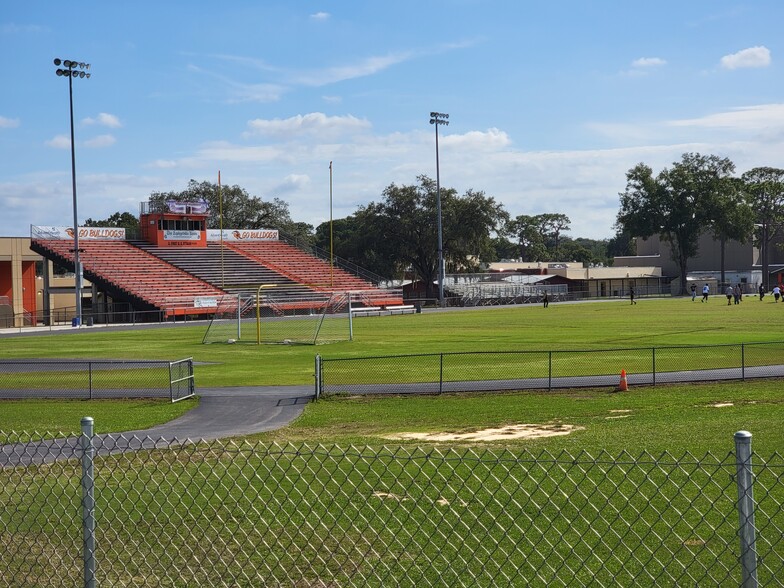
left=0, top=385, right=314, bottom=466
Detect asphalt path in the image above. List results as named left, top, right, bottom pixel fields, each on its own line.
left=0, top=385, right=313, bottom=467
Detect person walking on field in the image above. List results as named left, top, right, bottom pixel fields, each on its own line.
left=630, top=286, right=636, bottom=305
left=702, top=283, right=710, bottom=303
left=759, top=284, right=765, bottom=300
left=542, top=291, right=549, bottom=308
left=726, top=285, right=734, bottom=305
left=774, top=285, right=781, bottom=302
left=734, top=285, right=742, bottom=304
left=691, top=283, right=697, bottom=301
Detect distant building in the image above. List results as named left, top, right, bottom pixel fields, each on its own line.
left=486, top=260, right=664, bottom=298
left=618, top=233, right=765, bottom=292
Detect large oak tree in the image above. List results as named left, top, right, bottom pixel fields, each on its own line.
left=334, top=175, right=506, bottom=297
left=741, top=167, right=784, bottom=289
left=616, top=153, right=736, bottom=294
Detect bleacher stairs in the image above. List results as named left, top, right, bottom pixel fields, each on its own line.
left=32, top=237, right=405, bottom=317
left=227, top=240, right=403, bottom=306
left=133, top=242, right=313, bottom=297
left=30, top=240, right=226, bottom=317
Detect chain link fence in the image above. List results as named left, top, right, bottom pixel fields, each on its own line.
left=0, top=424, right=781, bottom=587
left=316, top=342, right=784, bottom=396
left=0, top=358, right=195, bottom=402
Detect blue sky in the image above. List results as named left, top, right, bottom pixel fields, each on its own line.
left=2, top=1, right=783, bottom=240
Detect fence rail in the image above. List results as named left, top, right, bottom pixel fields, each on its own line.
left=316, top=341, right=784, bottom=397
left=0, top=358, right=195, bottom=402
left=0, top=425, right=781, bottom=587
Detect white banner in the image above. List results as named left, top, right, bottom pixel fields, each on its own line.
left=194, top=296, right=218, bottom=308
left=31, top=226, right=126, bottom=240
left=163, top=230, right=201, bottom=241
left=206, top=229, right=279, bottom=241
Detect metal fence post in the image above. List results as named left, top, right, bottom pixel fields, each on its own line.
left=548, top=351, right=552, bottom=390
left=439, top=353, right=444, bottom=394
left=741, top=343, right=745, bottom=381
left=88, top=362, right=93, bottom=400
left=734, top=430, right=758, bottom=588
left=81, top=416, right=96, bottom=588
left=348, top=295, right=354, bottom=341
left=315, top=355, right=321, bottom=399
left=652, top=347, right=656, bottom=386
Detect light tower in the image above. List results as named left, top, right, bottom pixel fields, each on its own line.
left=429, top=111, right=449, bottom=307
left=54, top=58, right=91, bottom=326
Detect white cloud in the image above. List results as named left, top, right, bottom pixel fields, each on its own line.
left=45, top=135, right=70, bottom=149
left=147, top=159, right=178, bottom=169
left=310, top=12, right=330, bottom=20
left=83, top=113, right=122, bottom=128
left=1, top=23, right=46, bottom=34
left=632, top=57, right=667, bottom=68
left=720, top=46, right=771, bottom=70
left=291, top=52, right=414, bottom=86
left=273, top=174, right=311, bottom=194
left=244, top=113, right=371, bottom=139
left=227, top=83, right=287, bottom=104
left=668, top=103, right=784, bottom=131
left=322, top=95, right=342, bottom=104
left=84, top=134, right=116, bottom=148
left=0, top=116, right=20, bottom=128
left=587, top=103, right=784, bottom=145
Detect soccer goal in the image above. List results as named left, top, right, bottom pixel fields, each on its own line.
left=202, top=290, right=353, bottom=345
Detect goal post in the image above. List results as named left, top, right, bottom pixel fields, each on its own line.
left=202, top=289, right=353, bottom=345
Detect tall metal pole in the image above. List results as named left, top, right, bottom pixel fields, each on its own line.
left=55, top=59, right=90, bottom=326
left=329, top=161, right=334, bottom=289
left=219, top=170, right=224, bottom=288
left=430, top=112, right=449, bottom=307
left=68, top=68, right=82, bottom=326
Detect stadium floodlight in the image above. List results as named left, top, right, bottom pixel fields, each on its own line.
left=429, top=112, right=449, bottom=307
left=53, top=57, right=91, bottom=326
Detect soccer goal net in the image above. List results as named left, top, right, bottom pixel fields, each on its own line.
left=202, top=291, right=352, bottom=345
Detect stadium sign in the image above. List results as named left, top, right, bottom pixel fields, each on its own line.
left=206, top=229, right=279, bottom=241
left=32, top=226, right=126, bottom=240
left=163, top=230, right=201, bottom=241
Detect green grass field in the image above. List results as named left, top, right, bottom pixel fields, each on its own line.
left=3, top=296, right=784, bottom=586
left=1, top=296, right=783, bottom=452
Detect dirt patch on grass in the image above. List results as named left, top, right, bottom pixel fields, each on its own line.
left=385, top=423, right=584, bottom=442
left=710, top=402, right=734, bottom=408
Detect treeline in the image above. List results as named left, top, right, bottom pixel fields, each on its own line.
left=616, top=153, right=784, bottom=294
left=91, top=151, right=784, bottom=298
left=87, top=176, right=628, bottom=299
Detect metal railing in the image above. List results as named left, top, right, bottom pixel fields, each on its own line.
left=0, top=425, right=780, bottom=587
left=316, top=341, right=784, bottom=397
left=0, top=358, right=194, bottom=402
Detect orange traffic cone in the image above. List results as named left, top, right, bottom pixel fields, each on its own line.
left=618, top=369, right=629, bottom=392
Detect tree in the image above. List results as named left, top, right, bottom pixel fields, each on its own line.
left=505, top=213, right=572, bottom=262
left=83, top=211, right=139, bottom=231
left=706, top=177, right=754, bottom=286
left=147, top=180, right=312, bottom=241
left=351, top=175, right=506, bottom=297
left=506, top=214, right=548, bottom=262
left=606, top=227, right=636, bottom=262
left=616, top=153, right=736, bottom=295
left=741, top=167, right=784, bottom=289
left=488, top=236, right=519, bottom=261
left=537, top=213, right=571, bottom=259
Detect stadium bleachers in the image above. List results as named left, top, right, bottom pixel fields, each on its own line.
left=31, top=240, right=225, bottom=316
left=31, top=236, right=404, bottom=317
left=227, top=240, right=403, bottom=306
left=134, top=242, right=313, bottom=297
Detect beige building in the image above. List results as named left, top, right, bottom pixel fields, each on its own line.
left=618, top=233, right=762, bottom=292
left=0, top=237, right=90, bottom=327
left=487, top=261, right=663, bottom=297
